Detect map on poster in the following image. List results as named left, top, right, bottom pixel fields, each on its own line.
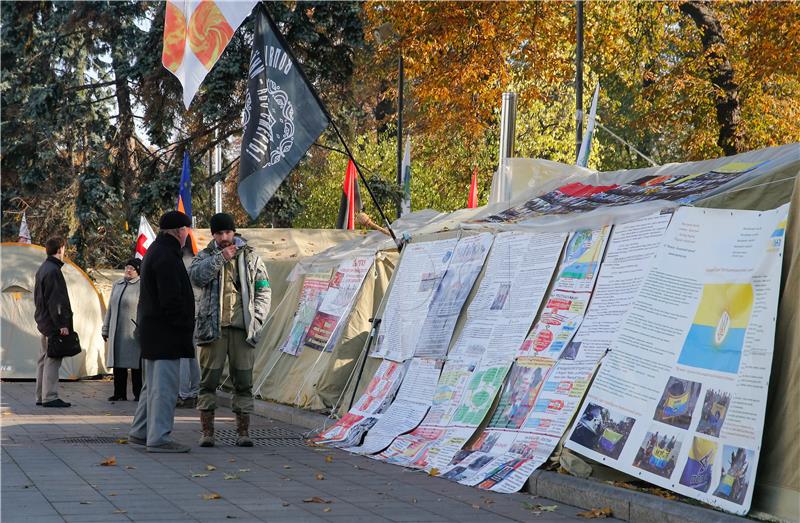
left=565, top=206, right=788, bottom=515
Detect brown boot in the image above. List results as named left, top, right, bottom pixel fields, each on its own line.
left=235, top=414, right=253, bottom=447
left=199, top=410, right=215, bottom=447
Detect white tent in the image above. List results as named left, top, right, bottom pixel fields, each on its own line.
left=1, top=243, right=108, bottom=379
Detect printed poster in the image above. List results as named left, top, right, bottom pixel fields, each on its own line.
left=565, top=206, right=788, bottom=515
left=313, top=359, right=407, bottom=448
left=280, top=270, right=332, bottom=356
left=442, top=213, right=673, bottom=493
left=373, top=231, right=568, bottom=471
left=301, top=255, right=373, bottom=352
left=371, top=238, right=459, bottom=362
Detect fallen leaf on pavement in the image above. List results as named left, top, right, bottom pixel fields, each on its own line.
left=113, top=509, right=127, bottom=514
left=206, top=465, right=216, bottom=471
left=191, top=473, right=209, bottom=478
left=100, top=456, right=117, bottom=466
left=428, top=468, right=440, bottom=476
left=202, top=493, right=222, bottom=500
left=577, top=507, right=613, bottom=519
left=325, top=455, right=334, bottom=463
left=315, top=473, right=325, bottom=480
left=283, top=465, right=291, bottom=469
left=471, top=504, right=481, bottom=510
left=523, top=502, right=558, bottom=514
left=303, top=496, right=331, bottom=504
left=115, top=439, right=128, bottom=444
left=238, top=468, right=250, bottom=473
left=281, top=502, right=290, bottom=507
left=223, top=473, right=239, bottom=480
left=323, top=507, right=332, bottom=513
left=125, top=465, right=136, bottom=470
left=80, top=501, right=92, bottom=505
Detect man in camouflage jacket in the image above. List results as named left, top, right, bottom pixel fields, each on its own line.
left=190, top=213, right=271, bottom=447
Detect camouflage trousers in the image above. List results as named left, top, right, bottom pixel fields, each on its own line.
left=197, top=327, right=254, bottom=414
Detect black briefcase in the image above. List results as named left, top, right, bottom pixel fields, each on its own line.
left=47, top=332, right=82, bottom=358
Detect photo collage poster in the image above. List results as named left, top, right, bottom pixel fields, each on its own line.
left=565, top=206, right=788, bottom=514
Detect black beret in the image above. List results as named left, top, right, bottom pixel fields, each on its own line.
left=124, top=258, right=141, bottom=273
left=159, top=210, right=191, bottom=229
left=210, top=212, right=236, bottom=234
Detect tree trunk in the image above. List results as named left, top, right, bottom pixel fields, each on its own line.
left=679, top=1, right=743, bottom=155
left=112, top=52, right=137, bottom=220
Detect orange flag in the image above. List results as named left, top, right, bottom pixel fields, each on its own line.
left=162, top=0, right=257, bottom=109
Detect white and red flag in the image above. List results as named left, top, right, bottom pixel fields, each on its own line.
left=135, top=215, right=157, bottom=259
left=162, top=0, right=257, bottom=109
left=17, top=212, right=31, bottom=244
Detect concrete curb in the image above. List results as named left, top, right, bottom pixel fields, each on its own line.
left=224, top=396, right=747, bottom=523
left=527, top=470, right=747, bottom=522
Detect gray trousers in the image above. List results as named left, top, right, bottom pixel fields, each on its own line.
left=129, top=359, right=180, bottom=447
left=178, top=354, right=200, bottom=400
left=36, top=335, right=62, bottom=402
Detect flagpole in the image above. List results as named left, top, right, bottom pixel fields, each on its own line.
left=260, top=5, right=401, bottom=250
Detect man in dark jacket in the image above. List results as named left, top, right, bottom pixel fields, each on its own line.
left=33, top=237, right=72, bottom=408
left=128, top=211, right=195, bottom=453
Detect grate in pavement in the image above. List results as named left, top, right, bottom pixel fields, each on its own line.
left=49, top=427, right=307, bottom=447
left=51, top=436, right=121, bottom=444
left=214, top=427, right=306, bottom=447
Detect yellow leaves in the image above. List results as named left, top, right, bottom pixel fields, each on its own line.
left=324, top=455, right=334, bottom=463
left=577, top=507, right=614, bottom=518
left=428, top=468, right=440, bottom=476
left=206, top=465, right=216, bottom=471
left=100, top=456, right=116, bottom=466
left=202, top=493, right=222, bottom=501
left=115, top=439, right=128, bottom=445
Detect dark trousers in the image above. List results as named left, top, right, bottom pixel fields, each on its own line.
left=113, top=367, right=143, bottom=399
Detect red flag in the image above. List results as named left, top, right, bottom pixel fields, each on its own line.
left=336, top=160, right=362, bottom=229
left=468, top=167, right=479, bottom=208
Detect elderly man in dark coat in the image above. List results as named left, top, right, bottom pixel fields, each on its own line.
left=128, top=211, right=196, bottom=453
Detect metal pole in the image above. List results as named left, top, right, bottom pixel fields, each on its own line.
left=497, top=92, right=517, bottom=203
left=214, top=130, right=222, bottom=213
left=396, top=53, right=404, bottom=218
left=575, top=0, right=584, bottom=159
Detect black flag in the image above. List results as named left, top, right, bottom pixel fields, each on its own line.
left=238, top=5, right=329, bottom=218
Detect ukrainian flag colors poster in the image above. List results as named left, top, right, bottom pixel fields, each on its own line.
left=678, top=284, right=754, bottom=374
left=566, top=204, right=788, bottom=515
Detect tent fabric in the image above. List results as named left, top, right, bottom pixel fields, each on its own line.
left=750, top=173, right=799, bottom=521
left=1, top=243, right=107, bottom=379
left=317, top=144, right=798, bottom=520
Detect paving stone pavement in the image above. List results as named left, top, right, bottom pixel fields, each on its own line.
left=1, top=380, right=623, bottom=522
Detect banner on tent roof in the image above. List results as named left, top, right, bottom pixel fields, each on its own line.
left=482, top=161, right=766, bottom=223
left=565, top=206, right=788, bottom=515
